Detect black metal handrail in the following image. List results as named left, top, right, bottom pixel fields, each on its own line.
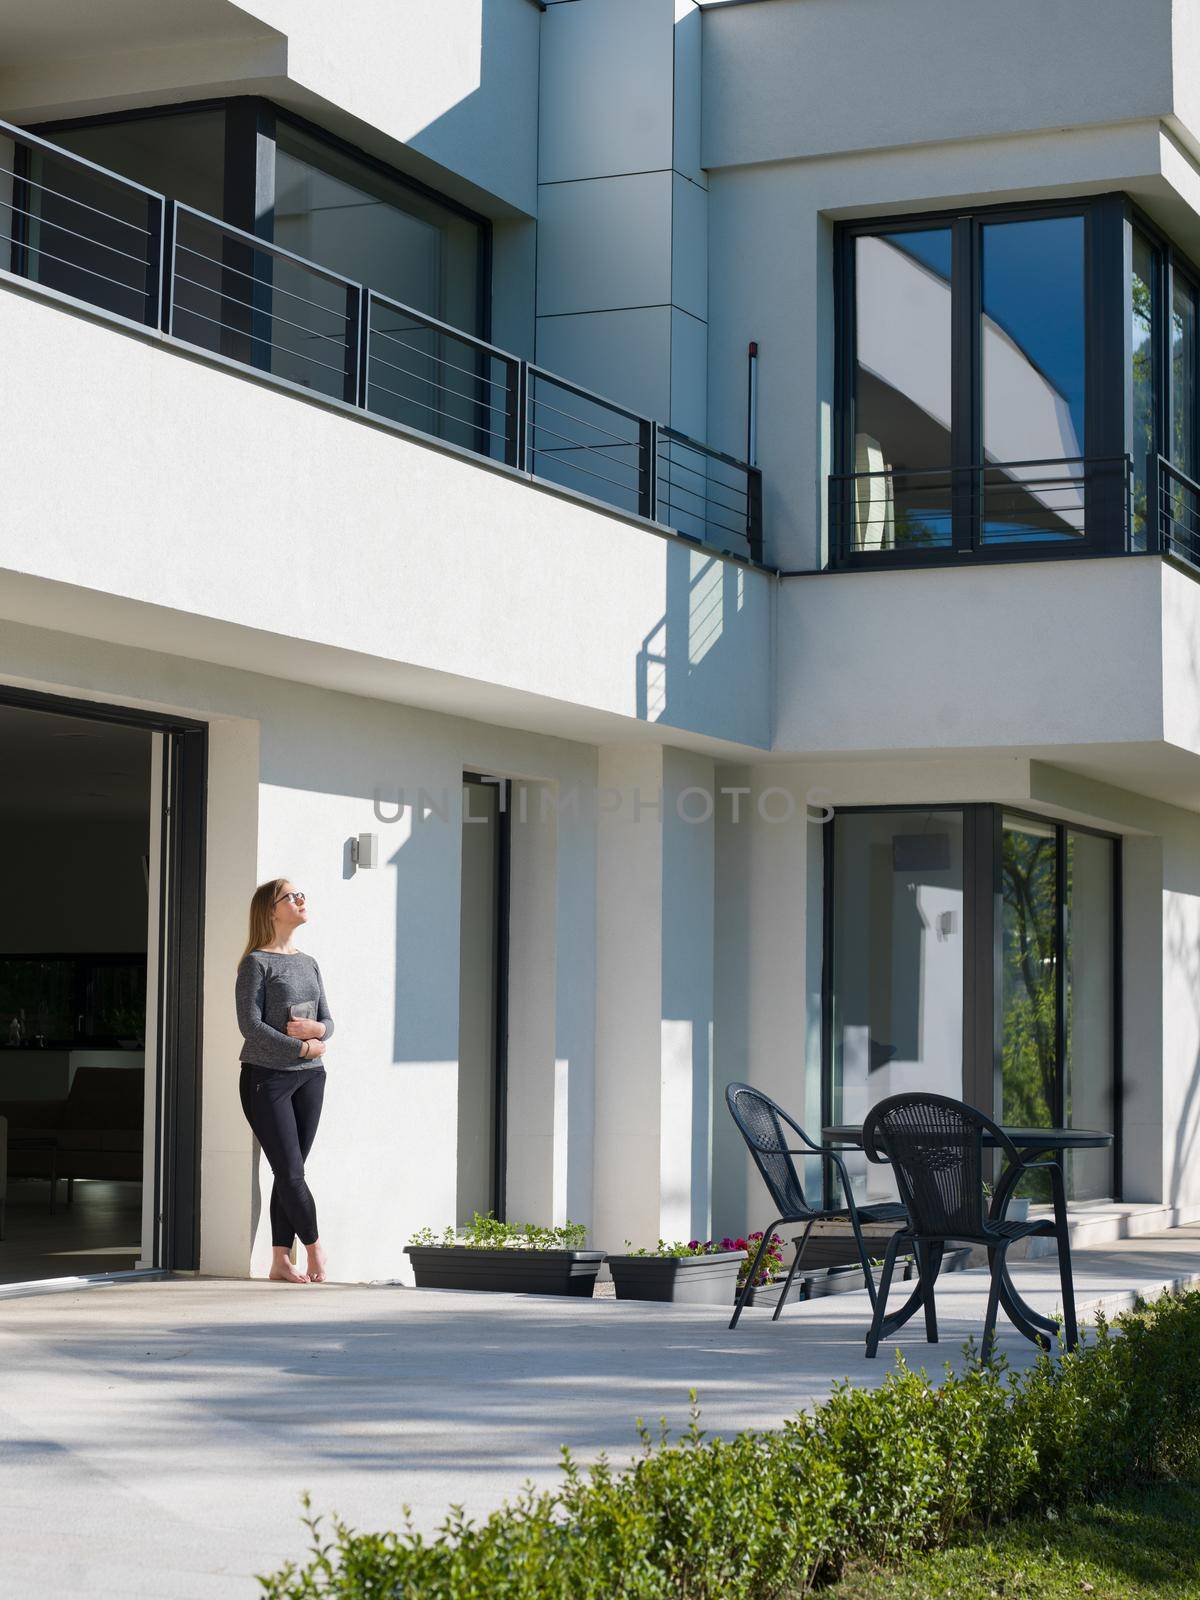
left=828, top=456, right=1131, bottom=564
left=1154, top=455, right=1200, bottom=570
left=0, top=116, right=762, bottom=565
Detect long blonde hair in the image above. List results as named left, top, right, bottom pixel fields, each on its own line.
left=241, top=878, right=290, bottom=962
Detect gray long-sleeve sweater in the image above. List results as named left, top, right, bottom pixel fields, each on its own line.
left=235, top=949, right=335, bottom=1069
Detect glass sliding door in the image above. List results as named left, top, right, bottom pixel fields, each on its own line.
left=852, top=228, right=954, bottom=551
left=998, top=813, right=1117, bottom=1201
left=828, top=810, right=965, bottom=1199
left=826, top=806, right=1119, bottom=1204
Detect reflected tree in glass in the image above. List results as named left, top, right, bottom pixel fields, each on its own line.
left=1131, top=233, right=1156, bottom=550
left=1000, top=824, right=1056, bottom=1128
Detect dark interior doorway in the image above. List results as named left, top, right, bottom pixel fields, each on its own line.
left=0, top=692, right=206, bottom=1286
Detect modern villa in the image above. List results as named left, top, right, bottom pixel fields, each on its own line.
left=1, top=0, right=1199, bottom=1290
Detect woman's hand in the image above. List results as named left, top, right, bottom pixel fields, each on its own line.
left=300, top=1038, right=327, bottom=1060
left=287, top=1018, right=326, bottom=1040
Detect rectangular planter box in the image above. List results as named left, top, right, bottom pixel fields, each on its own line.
left=609, top=1250, right=745, bottom=1304
left=405, top=1246, right=605, bottom=1297
left=742, top=1246, right=973, bottom=1309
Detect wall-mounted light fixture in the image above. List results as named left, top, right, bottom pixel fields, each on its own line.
left=351, top=832, right=379, bottom=869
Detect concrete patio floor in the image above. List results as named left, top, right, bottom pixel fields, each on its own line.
left=2, top=1226, right=1200, bottom=1600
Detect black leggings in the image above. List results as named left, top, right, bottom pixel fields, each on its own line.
left=239, top=1064, right=325, bottom=1248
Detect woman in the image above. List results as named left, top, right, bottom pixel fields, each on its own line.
left=235, top=878, right=334, bottom=1283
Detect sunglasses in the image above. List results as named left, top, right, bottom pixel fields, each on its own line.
left=273, top=890, right=306, bottom=907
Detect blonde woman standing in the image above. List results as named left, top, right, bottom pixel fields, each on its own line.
left=235, top=878, right=333, bottom=1283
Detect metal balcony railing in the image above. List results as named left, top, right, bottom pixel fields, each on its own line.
left=0, top=117, right=763, bottom=565
left=1154, top=456, right=1200, bottom=570
left=828, top=456, right=1133, bottom=565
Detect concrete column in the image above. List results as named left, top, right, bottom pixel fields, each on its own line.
left=536, top=0, right=707, bottom=438
left=712, top=765, right=819, bottom=1237
left=593, top=743, right=715, bottom=1249
left=197, top=714, right=262, bottom=1278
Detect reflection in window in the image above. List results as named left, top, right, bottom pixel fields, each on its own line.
left=49, top=110, right=226, bottom=216
left=1172, top=274, right=1196, bottom=479
left=981, top=217, right=1085, bottom=543
left=1169, top=273, right=1199, bottom=554
left=829, top=810, right=964, bottom=1201
left=1000, top=816, right=1117, bottom=1204
left=853, top=229, right=953, bottom=551
left=1131, top=230, right=1157, bottom=551
left=274, top=123, right=482, bottom=336
left=1000, top=815, right=1057, bottom=1143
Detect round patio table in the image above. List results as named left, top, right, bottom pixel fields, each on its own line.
left=820, top=1124, right=1113, bottom=1349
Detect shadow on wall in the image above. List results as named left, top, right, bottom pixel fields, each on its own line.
left=637, top=543, right=768, bottom=745
left=393, top=0, right=540, bottom=211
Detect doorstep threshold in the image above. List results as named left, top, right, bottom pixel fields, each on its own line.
left=0, top=1266, right=170, bottom=1302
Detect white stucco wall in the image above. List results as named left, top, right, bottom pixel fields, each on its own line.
left=775, top=557, right=1169, bottom=761
left=701, top=0, right=1177, bottom=172
left=0, top=616, right=602, bottom=1282
left=0, top=282, right=771, bottom=755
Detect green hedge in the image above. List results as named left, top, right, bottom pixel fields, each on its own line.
left=259, top=1290, right=1200, bottom=1600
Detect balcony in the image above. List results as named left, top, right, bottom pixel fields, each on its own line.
left=0, top=116, right=762, bottom=566
left=0, top=116, right=771, bottom=753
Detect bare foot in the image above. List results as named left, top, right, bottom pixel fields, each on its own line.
left=306, top=1242, right=328, bottom=1283
left=269, top=1259, right=309, bottom=1284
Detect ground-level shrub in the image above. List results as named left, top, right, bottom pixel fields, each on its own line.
left=258, top=1290, right=1200, bottom=1600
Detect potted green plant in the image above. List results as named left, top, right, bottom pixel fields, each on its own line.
left=405, top=1212, right=604, bottom=1297
left=611, top=1228, right=780, bottom=1305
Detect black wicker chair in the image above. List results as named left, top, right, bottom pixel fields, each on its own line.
left=725, top=1082, right=907, bottom=1330
left=861, top=1092, right=1078, bottom=1364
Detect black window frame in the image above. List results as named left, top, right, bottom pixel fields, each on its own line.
left=821, top=802, right=1122, bottom=1201
left=30, top=95, right=493, bottom=343
left=1128, top=204, right=1200, bottom=543
left=833, top=193, right=1130, bottom=570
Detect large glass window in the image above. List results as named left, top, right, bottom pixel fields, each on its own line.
left=844, top=205, right=1091, bottom=561
left=827, top=807, right=1119, bottom=1204
left=10, top=109, right=226, bottom=325
left=981, top=217, right=1086, bottom=544
left=852, top=229, right=953, bottom=551
left=828, top=810, right=965, bottom=1202
left=274, top=121, right=483, bottom=336
left=47, top=109, right=226, bottom=216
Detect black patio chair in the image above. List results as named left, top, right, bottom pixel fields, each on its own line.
left=861, top=1092, right=1078, bottom=1364
left=725, top=1082, right=907, bottom=1330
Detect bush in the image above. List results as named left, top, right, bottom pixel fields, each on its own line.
left=258, top=1290, right=1200, bottom=1600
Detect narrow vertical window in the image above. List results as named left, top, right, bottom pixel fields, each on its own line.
left=981, top=217, right=1085, bottom=543
left=1166, top=272, right=1200, bottom=558
left=853, top=229, right=953, bottom=551
left=1171, top=273, right=1197, bottom=479
left=1130, top=230, right=1158, bottom=551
